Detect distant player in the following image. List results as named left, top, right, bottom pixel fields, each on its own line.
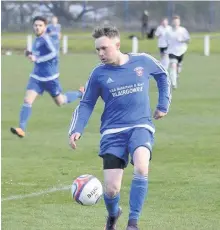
left=166, top=15, right=190, bottom=89
left=69, top=25, right=171, bottom=230
left=46, top=16, right=61, bottom=52
left=10, top=16, right=84, bottom=138
left=155, top=18, right=171, bottom=69
left=141, top=10, right=149, bottom=39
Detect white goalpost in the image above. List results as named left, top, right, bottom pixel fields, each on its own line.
left=204, top=35, right=210, bottom=56
left=132, top=36, right=139, bottom=54
left=62, top=35, right=68, bottom=54
left=129, top=35, right=212, bottom=57
left=27, top=35, right=32, bottom=51
left=26, top=34, right=213, bottom=56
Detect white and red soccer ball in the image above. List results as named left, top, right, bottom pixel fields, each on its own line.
left=71, top=174, right=103, bottom=206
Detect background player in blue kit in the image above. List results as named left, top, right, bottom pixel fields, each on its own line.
left=46, top=16, right=61, bottom=52
left=69, top=25, right=171, bottom=230
left=11, top=16, right=84, bottom=138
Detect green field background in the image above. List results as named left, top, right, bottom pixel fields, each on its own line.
left=1, top=53, right=220, bottom=229
left=2, top=32, right=220, bottom=54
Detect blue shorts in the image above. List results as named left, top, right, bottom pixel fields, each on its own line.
left=99, top=127, right=154, bottom=167
left=27, top=77, right=62, bottom=97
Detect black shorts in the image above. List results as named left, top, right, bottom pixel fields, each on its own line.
left=159, top=47, right=168, bottom=54
left=103, top=154, right=126, bottom=170
left=169, top=53, right=184, bottom=64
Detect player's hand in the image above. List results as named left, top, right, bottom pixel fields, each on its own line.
left=69, top=132, right=81, bottom=150
left=24, top=50, right=32, bottom=57
left=153, top=109, right=167, bottom=120
left=28, top=55, right=37, bottom=62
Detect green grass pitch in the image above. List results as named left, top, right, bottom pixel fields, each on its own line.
left=1, top=53, right=220, bottom=230
left=2, top=32, right=220, bottom=54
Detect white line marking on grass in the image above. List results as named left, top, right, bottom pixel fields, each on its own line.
left=4, top=181, right=37, bottom=186
left=17, top=182, right=38, bottom=186
left=2, top=185, right=71, bottom=202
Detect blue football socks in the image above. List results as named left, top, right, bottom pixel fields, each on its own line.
left=104, top=193, right=120, bottom=217
left=64, top=91, right=83, bottom=104
left=19, top=103, right=32, bottom=131
left=129, top=174, right=148, bottom=223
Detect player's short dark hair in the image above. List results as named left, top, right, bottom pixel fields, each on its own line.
left=173, top=15, right=180, bottom=20
left=33, top=16, right=48, bottom=25
left=92, top=25, right=120, bottom=39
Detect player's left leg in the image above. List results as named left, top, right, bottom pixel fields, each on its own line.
left=160, top=48, right=169, bottom=70
left=127, top=128, right=154, bottom=229
left=46, top=78, right=84, bottom=106
left=11, top=78, right=43, bottom=138
left=100, top=131, right=129, bottom=230
left=177, top=62, right=182, bottom=75
left=177, top=54, right=184, bottom=76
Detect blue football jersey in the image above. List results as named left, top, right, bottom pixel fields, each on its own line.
left=30, top=34, right=59, bottom=81
left=46, top=24, right=61, bottom=50
left=69, top=53, right=171, bottom=136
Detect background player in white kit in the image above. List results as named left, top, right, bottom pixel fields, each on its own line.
left=155, top=18, right=171, bottom=70
left=166, top=15, right=190, bottom=89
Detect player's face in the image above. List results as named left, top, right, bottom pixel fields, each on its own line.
left=173, top=18, right=180, bottom=27
left=33, top=20, right=46, bottom=36
left=162, top=19, right=168, bottom=26
left=52, top=17, right=58, bottom=24
left=95, top=36, right=120, bottom=64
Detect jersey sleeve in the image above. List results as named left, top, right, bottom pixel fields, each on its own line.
left=68, top=70, right=100, bottom=136
left=182, top=28, right=190, bottom=42
left=144, top=53, right=171, bottom=113
left=46, top=25, right=52, bottom=33
left=165, top=31, right=171, bottom=45
left=35, top=36, right=57, bottom=63
left=155, top=26, right=160, bottom=37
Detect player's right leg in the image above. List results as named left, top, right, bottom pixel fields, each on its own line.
left=54, top=86, right=84, bottom=106
left=100, top=132, right=128, bottom=230
left=160, top=47, right=169, bottom=70
left=168, top=54, right=178, bottom=89
left=103, top=157, right=124, bottom=230
left=10, top=78, right=42, bottom=137
left=141, top=26, right=145, bottom=39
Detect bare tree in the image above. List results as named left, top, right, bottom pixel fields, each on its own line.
left=42, top=1, right=115, bottom=22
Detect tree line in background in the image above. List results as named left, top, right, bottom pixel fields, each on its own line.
left=2, top=1, right=220, bottom=32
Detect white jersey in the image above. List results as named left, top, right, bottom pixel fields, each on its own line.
left=166, top=26, right=190, bottom=56
left=155, top=25, right=172, bottom=48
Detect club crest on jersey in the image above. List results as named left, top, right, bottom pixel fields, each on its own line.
left=134, top=67, right=144, bottom=77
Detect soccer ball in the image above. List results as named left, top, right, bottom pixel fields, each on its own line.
left=71, top=174, right=103, bottom=206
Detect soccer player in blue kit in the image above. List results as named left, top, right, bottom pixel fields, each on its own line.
left=46, top=16, right=61, bottom=52
left=10, top=16, right=84, bottom=138
left=69, top=25, right=171, bottom=230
